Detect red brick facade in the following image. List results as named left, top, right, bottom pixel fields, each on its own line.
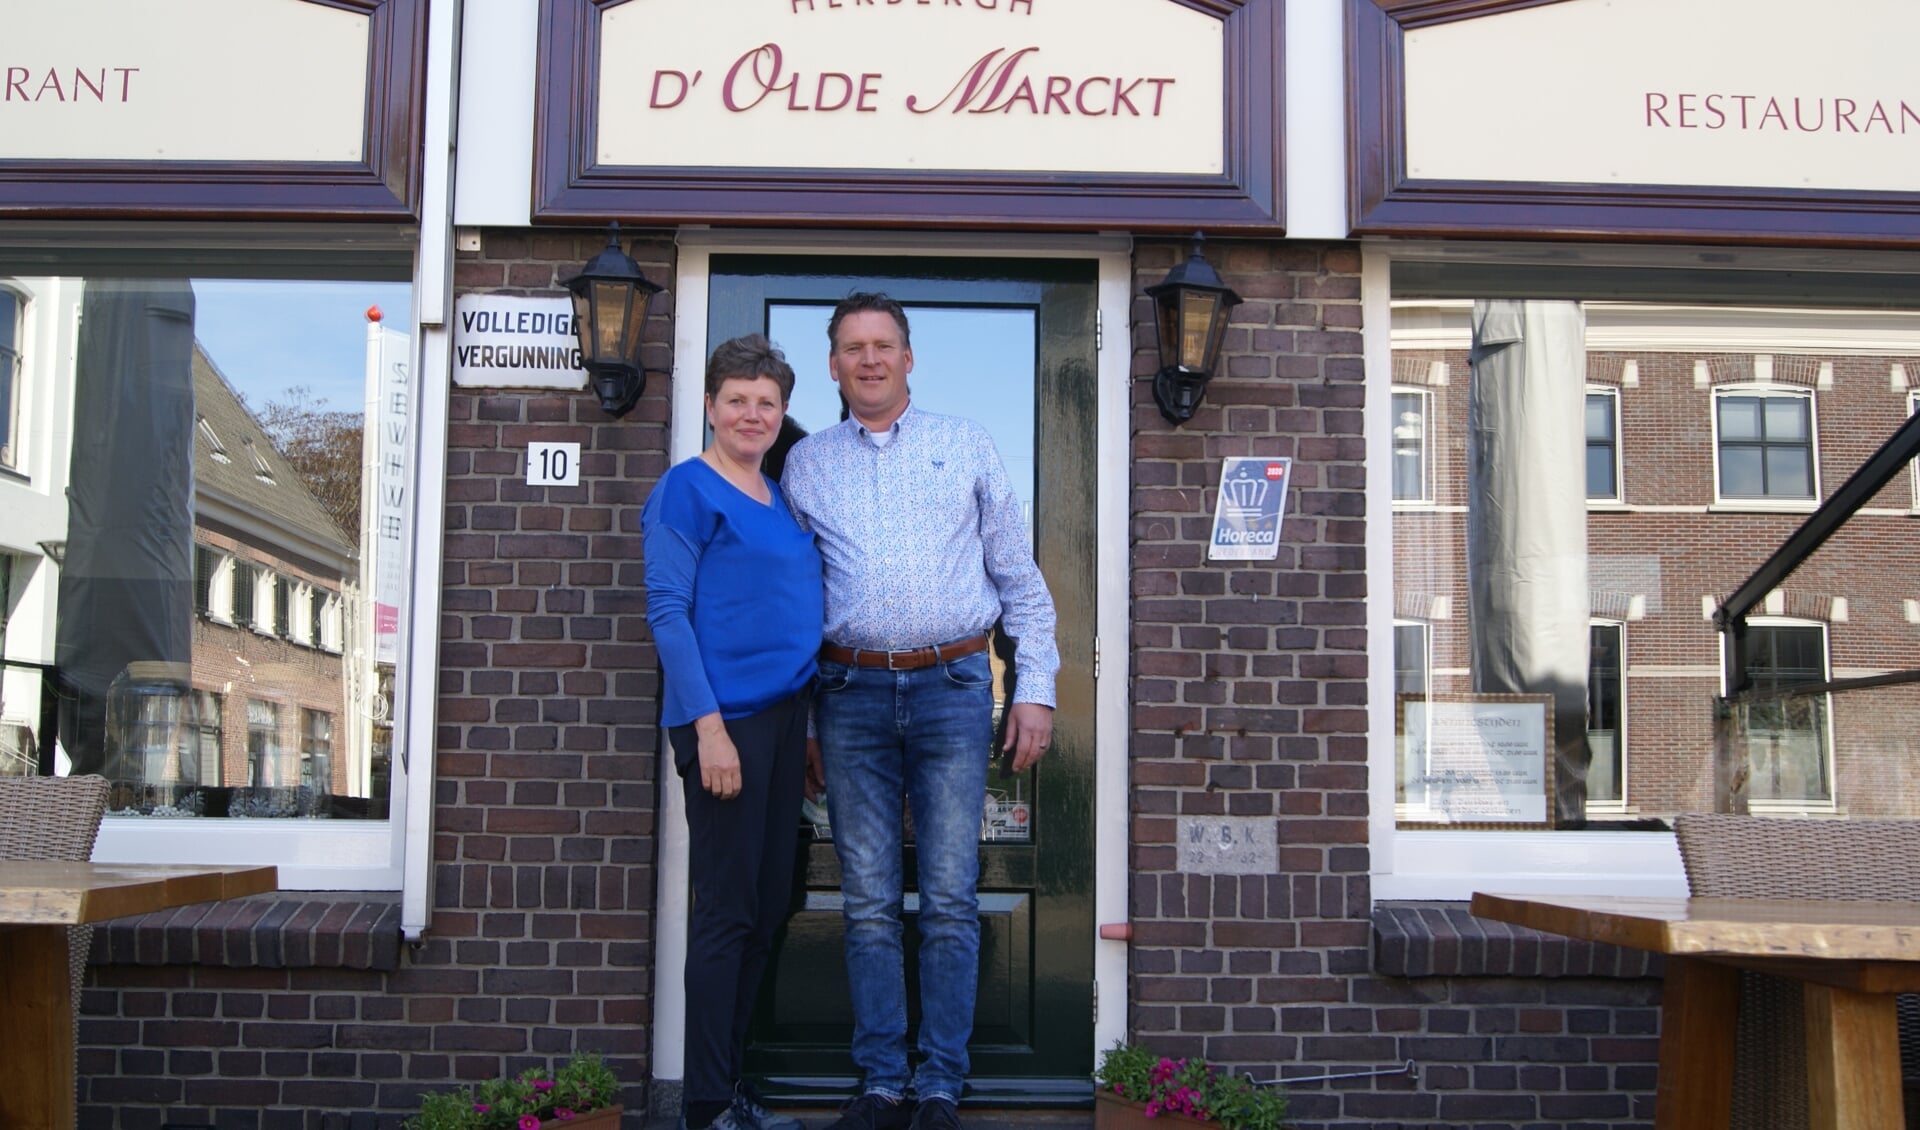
left=73, top=235, right=1678, bottom=1129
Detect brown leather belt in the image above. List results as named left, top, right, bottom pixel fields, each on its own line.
left=820, top=633, right=990, bottom=671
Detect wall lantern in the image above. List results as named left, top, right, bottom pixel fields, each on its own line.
left=562, top=223, right=664, bottom=419
left=1145, top=235, right=1242, bottom=425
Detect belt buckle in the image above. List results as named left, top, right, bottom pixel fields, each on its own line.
left=887, top=648, right=912, bottom=671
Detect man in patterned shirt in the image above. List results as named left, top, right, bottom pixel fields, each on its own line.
left=782, top=293, right=1059, bottom=1130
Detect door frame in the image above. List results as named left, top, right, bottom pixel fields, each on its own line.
left=651, top=229, right=1134, bottom=1092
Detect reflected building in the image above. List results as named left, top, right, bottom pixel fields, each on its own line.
left=186, top=346, right=359, bottom=816
left=1392, top=300, right=1920, bottom=824
left=0, top=276, right=367, bottom=817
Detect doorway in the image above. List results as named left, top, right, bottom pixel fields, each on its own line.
left=707, top=255, right=1099, bottom=1102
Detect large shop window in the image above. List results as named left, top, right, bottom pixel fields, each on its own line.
left=1386, top=272, right=1920, bottom=861
left=0, top=260, right=413, bottom=885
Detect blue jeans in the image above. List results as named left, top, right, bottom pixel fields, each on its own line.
left=816, top=651, right=995, bottom=1103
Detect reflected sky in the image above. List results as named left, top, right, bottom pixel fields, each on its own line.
left=767, top=304, right=1037, bottom=512
left=191, top=279, right=411, bottom=415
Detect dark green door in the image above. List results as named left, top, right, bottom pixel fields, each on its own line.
left=708, top=256, right=1097, bottom=1103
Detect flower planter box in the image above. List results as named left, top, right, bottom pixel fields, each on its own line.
left=543, top=1105, right=623, bottom=1129
left=1094, top=1091, right=1211, bottom=1130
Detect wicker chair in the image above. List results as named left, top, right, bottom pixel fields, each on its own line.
left=1673, top=813, right=1920, bottom=1130
left=0, top=774, right=111, bottom=1113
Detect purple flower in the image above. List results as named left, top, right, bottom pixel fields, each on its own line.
left=518, top=1116, right=542, bottom=1130
left=474, top=1104, right=492, bottom=1114
left=555, top=1110, right=577, bottom=1121
left=535, top=1080, right=555, bottom=1092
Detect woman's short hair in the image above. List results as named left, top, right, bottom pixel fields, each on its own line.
left=705, top=333, right=796, bottom=402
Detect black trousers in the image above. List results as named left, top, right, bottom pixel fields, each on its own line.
left=671, top=690, right=809, bottom=1111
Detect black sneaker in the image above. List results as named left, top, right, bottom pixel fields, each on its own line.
left=733, top=1081, right=804, bottom=1130
left=682, top=1107, right=752, bottom=1130
left=823, top=1092, right=915, bottom=1130
left=909, top=1096, right=961, bottom=1130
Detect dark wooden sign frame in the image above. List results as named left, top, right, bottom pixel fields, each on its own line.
left=0, top=0, right=426, bottom=222
left=533, top=0, right=1284, bottom=232
left=1349, top=0, right=1920, bottom=248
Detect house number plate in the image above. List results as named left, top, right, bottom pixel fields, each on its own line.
left=527, top=442, right=581, bottom=487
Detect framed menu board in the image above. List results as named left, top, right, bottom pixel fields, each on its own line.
left=1396, top=693, right=1554, bottom=830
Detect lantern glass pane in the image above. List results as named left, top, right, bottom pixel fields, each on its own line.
left=624, top=291, right=649, bottom=369
left=590, top=280, right=631, bottom=362
left=1179, top=291, right=1220, bottom=370
left=1153, top=291, right=1181, bottom=366
left=1202, top=295, right=1232, bottom=371
left=569, top=290, right=592, bottom=359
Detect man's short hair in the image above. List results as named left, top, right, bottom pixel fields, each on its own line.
left=705, top=333, right=796, bottom=402
left=827, top=292, right=911, bottom=350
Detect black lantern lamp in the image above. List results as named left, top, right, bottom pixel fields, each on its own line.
left=563, top=223, right=664, bottom=418
left=1145, top=234, right=1242, bottom=425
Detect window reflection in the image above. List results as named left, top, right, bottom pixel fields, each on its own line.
left=1393, top=297, right=1920, bottom=826
left=0, top=275, right=407, bottom=822
left=1716, top=391, right=1815, bottom=500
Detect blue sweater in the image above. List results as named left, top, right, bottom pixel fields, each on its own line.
left=640, top=458, right=824, bottom=728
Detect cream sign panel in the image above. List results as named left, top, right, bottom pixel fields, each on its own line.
left=2, top=0, right=368, bottom=163
left=597, top=0, right=1224, bottom=175
left=1403, top=0, right=1920, bottom=194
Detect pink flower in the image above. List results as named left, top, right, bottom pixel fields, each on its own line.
left=555, top=1111, right=577, bottom=1121
left=535, top=1080, right=555, bottom=1092
left=474, top=1104, right=492, bottom=1114
left=519, top=1116, right=541, bottom=1130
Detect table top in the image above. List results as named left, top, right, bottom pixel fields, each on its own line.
left=1471, top=891, right=1920, bottom=963
left=0, top=862, right=278, bottom=926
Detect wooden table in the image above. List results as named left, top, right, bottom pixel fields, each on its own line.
left=0, top=862, right=278, bottom=1130
left=1472, top=891, right=1920, bottom=1130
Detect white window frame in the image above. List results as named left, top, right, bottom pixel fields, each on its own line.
left=251, top=568, right=280, bottom=637
left=1392, top=618, right=1432, bottom=698
left=1711, top=384, right=1820, bottom=510
left=205, top=552, right=236, bottom=624
left=1584, top=386, right=1622, bottom=504
left=1721, top=617, right=1837, bottom=815
left=1367, top=247, right=1703, bottom=903
left=318, top=591, right=344, bottom=653
left=1909, top=390, right=1919, bottom=512
left=0, top=284, right=25, bottom=474
left=1585, top=619, right=1628, bottom=814
left=294, top=582, right=316, bottom=647
left=1391, top=619, right=1434, bottom=821
left=1390, top=385, right=1434, bottom=506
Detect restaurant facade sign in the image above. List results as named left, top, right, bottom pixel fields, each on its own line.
left=4, top=0, right=367, bottom=164
left=598, top=0, right=1220, bottom=176
left=534, top=0, right=1282, bottom=230
left=1350, top=0, right=1920, bottom=246
left=0, top=0, right=425, bottom=219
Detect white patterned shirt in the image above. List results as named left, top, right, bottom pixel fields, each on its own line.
left=782, top=403, right=1059, bottom=707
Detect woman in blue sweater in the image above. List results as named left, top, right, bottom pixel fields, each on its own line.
left=642, top=335, right=823, bottom=1130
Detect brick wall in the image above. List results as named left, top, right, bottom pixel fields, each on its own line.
left=1127, top=241, right=1664, bottom=1128
left=75, top=232, right=1694, bottom=1129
